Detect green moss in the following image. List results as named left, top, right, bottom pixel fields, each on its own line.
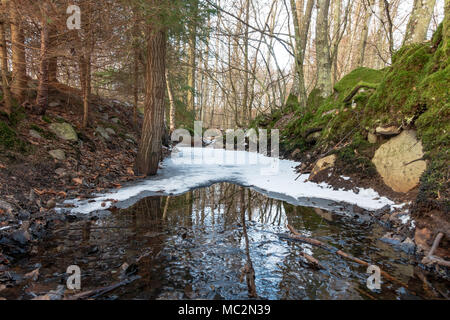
left=42, top=115, right=52, bottom=123
left=0, top=121, right=28, bottom=152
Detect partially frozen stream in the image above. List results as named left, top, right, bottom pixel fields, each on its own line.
left=3, top=149, right=448, bottom=300
left=4, top=183, right=447, bottom=300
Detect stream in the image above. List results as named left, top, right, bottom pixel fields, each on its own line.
left=3, top=182, right=448, bottom=300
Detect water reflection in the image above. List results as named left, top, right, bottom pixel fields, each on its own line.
left=7, top=183, right=449, bottom=300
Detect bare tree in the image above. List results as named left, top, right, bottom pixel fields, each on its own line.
left=404, top=0, right=437, bottom=45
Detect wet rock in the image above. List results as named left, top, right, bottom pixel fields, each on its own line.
left=380, top=232, right=403, bottom=246
left=96, top=126, right=110, bottom=140
left=49, top=123, right=78, bottom=142
left=49, top=149, right=66, bottom=161
left=29, top=129, right=42, bottom=140
left=310, top=155, right=336, bottom=179
left=17, top=211, right=30, bottom=221
left=11, top=229, right=31, bottom=245
left=400, top=237, right=416, bottom=254
left=372, top=130, right=427, bottom=193
left=33, top=285, right=65, bottom=300
left=375, top=126, right=401, bottom=137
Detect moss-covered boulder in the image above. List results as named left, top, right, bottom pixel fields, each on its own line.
left=49, top=123, right=78, bottom=142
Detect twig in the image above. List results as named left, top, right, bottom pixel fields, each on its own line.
left=67, top=275, right=141, bottom=300
left=422, top=233, right=450, bottom=267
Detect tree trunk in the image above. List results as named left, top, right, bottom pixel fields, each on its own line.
left=36, top=1, right=49, bottom=112
left=136, top=26, right=167, bottom=176
left=9, top=0, right=27, bottom=102
left=0, top=0, right=11, bottom=115
left=357, top=0, right=374, bottom=67
left=315, top=0, right=332, bottom=98
left=404, top=0, right=437, bottom=46
left=48, top=25, right=58, bottom=85
left=290, top=0, right=314, bottom=107
left=187, top=1, right=198, bottom=114
left=165, top=68, right=175, bottom=132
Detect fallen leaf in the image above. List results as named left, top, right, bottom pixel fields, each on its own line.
left=0, top=209, right=4, bottom=215
left=33, top=188, right=46, bottom=196
left=126, top=168, right=134, bottom=175
left=72, top=178, right=83, bottom=185
left=0, top=163, right=5, bottom=169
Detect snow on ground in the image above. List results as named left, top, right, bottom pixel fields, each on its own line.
left=66, top=147, right=397, bottom=214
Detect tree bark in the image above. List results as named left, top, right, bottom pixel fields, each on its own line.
left=136, top=26, right=167, bottom=176
left=357, top=0, right=374, bottom=67
left=315, top=0, right=332, bottom=98
left=290, top=0, right=314, bottom=107
left=9, top=0, right=27, bottom=102
left=187, top=0, right=198, bottom=114
left=165, top=68, right=175, bottom=132
left=404, top=0, right=437, bottom=46
left=0, top=0, right=11, bottom=115
left=36, top=1, right=49, bottom=112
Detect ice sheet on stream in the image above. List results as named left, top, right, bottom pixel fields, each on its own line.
left=65, top=147, right=397, bottom=214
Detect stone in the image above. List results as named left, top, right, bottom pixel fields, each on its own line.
left=11, top=230, right=31, bottom=245
left=111, top=117, right=120, bottom=124
left=48, top=101, right=61, bottom=108
left=306, top=131, right=321, bottom=143
left=400, top=237, right=416, bottom=254
left=46, top=198, right=56, bottom=209
left=105, top=128, right=116, bottom=136
left=18, top=211, right=30, bottom=221
left=96, top=126, right=110, bottom=140
left=368, top=132, right=377, bottom=144
left=55, top=168, right=67, bottom=177
left=372, top=130, right=427, bottom=193
left=49, top=149, right=66, bottom=161
left=380, top=232, right=403, bottom=246
left=375, top=126, right=401, bottom=137
left=29, top=129, right=42, bottom=140
left=49, top=123, right=78, bottom=142
left=291, top=149, right=301, bottom=158
left=125, top=133, right=137, bottom=143
left=310, top=155, right=337, bottom=178
left=0, top=200, right=14, bottom=214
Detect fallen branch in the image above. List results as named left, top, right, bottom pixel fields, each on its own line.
left=422, top=233, right=450, bottom=267
left=67, top=275, right=141, bottom=300
left=283, top=225, right=409, bottom=289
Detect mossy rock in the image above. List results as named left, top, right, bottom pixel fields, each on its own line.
left=49, top=123, right=78, bottom=142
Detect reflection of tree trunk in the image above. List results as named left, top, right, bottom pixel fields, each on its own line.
left=240, top=188, right=257, bottom=298
left=36, top=1, right=50, bottom=112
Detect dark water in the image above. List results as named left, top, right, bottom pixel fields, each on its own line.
left=5, top=183, right=449, bottom=300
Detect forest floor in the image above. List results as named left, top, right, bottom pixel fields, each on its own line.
left=0, top=84, right=162, bottom=267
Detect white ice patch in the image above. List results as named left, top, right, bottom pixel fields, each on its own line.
left=66, top=148, right=397, bottom=214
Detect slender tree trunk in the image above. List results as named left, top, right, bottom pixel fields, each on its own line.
left=165, top=68, right=175, bottom=132
left=315, top=0, right=332, bottom=98
left=36, top=2, right=49, bottom=112
left=136, top=26, right=167, bottom=176
left=404, top=0, right=437, bottom=46
left=290, top=0, right=314, bottom=107
left=357, top=0, right=374, bottom=67
left=187, top=1, right=198, bottom=114
left=48, top=25, right=58, bottom=85
left=0, top=0, right=11, bottom=115
left=133, top=47, right=139, bottom=128
left=10, top=0, right=26, bottom=102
